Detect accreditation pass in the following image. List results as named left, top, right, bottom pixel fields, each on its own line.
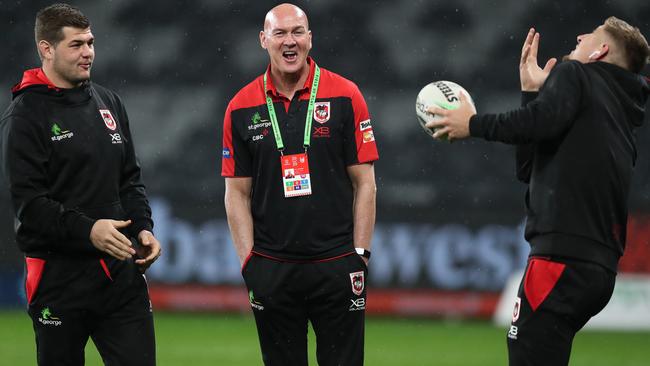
left=281, top=152, right=312, bottom=197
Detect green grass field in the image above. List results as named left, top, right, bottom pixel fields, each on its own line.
left=0, top=310, right=647, bottom=365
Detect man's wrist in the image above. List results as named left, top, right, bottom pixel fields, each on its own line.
left=355, top=247, right=371, bottom=260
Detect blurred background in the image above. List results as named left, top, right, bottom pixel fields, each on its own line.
left=1, top=0, right=650, bottom=364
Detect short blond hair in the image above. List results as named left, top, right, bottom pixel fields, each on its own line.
left=603, top=16, right=649, bottom=73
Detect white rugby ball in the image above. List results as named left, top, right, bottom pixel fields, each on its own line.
left=415, top=80, right=475, bottom=138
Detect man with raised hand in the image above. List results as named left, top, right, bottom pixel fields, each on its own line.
left=427, top=17, right=649, bottom=365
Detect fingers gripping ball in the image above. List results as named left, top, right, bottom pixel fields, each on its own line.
left=415, top=81, right=475, bottom=138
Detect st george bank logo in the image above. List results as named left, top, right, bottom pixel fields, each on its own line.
left=38, top=307, right=62, bottom=326
left=50, top=123, right=74, bottom=142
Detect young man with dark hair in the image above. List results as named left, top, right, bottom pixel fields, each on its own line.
left=222, top=3, right=378, bottom=365
left=426, top=17, right=649, bottom=366
left=0, top=4, right=160, bottom=365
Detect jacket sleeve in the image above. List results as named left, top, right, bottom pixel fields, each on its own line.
left=221, top=100, right=253, bottom=177
left=115, top=97, right=153, bottom=238
left=515, top=92, right=539, bottom=183
left=343, top=83, right=379, bottom=165
left=469, top=61, right=584, bottom=145
left=1, top=113, right=96, bottom=244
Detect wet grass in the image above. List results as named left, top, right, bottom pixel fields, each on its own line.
left=0, top=310, right=647, bottom=365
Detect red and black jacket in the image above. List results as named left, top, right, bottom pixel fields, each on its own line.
left=0, top=68, right=153, bottom=258
left=470, top=61, right=650, bottom=272
left=222, top=58, right=378, bottom=260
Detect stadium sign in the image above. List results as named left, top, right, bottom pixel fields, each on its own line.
left=146, top=198, right=529, bottom=290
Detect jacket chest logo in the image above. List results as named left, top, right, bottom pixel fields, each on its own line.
left=314, top=102, right=330, bottom=124
left=99, top=109, right=117, bottom=131
left=248, top=111, right=271, bottom=142
left=110, top=133, right=122, bottom=144
left=99, top=109, right=122, bottom=144
left=50, top=123, right=74, bottom=142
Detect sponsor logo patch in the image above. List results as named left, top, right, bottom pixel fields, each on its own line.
left=110, top=133, right=122, bottom=144
left=362, top=130, right=375, bottom=143
left=313, top=102, right=330, bottom=124
left=350, top=271, right=365, bottom=296
left=349, top=297, right=366, bottom=311
left=248, top=121, right=272, bottom=131
left=38, top=307, right=62, bottom=327
left=50, top=123, right=74, bottom=141
left=249, top=290, right=264, bottom=311
left=222, top=147, right=231, bottom=158
left=359, top=119, right=372, bottom=131
left=99, top=109, right=117, bottom=131
left=507, top=325, right=518, bottom=340
left=251, top=129, right=269, bottom=142
left=313, top=126, right=330, bottom=138
left=512, top=297, right=521, bottom=323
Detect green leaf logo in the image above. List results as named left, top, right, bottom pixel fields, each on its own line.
left=251, top=112, right=261, bottom=124
left=51, top=124, right=62, bottom=136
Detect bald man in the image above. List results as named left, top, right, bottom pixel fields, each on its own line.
left=427, top=17, right=649, bottom=365
left=221, top=3, right=378, bottom=365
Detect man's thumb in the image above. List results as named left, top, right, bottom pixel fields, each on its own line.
left=543, top=58, right=557, bottom=73
left=112, top=219, right=132, bottom=228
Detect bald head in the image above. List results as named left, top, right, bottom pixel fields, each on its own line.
left=264, top=3, right=309, bottom=32
left=260, top=3, right=312, bottom=82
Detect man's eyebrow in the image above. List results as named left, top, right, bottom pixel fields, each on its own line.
left=271, top=25, right=306, bottom=32
left=67, top=37, right=93, bottom=46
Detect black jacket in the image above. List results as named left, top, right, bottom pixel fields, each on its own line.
left=470, top=61, right=649, bottom=271
left=0, top=68, right=152, bottom=258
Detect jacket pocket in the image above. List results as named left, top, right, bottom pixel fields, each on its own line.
left=524, top=257, right=566, bottom=311
left=25, top=257, right=46, bottom=304
left=241, top=251, right=255, bottom=274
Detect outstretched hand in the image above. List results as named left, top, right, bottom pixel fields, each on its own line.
left=425, top=92, right=476, bottom=142
left=135, top=230, right=162, bottom=273
left=90, top=219, right=136, bottom=260
left=520, top=28, right=557, bottom=92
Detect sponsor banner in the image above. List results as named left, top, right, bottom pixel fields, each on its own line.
left=0, top=271, right=23, bottom=306
left=149, top=285, right=500, bottom=318
left=585, top=274, right=650, bottom=330
left=146, top=198, right=531, bottom=291
left=368, top=289, right=499, bottom=317
left=149, top=285, right=250, bottom=311
left=619, top=215, right=650, bottom=273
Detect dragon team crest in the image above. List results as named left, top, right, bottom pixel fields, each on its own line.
left=313, top=101, right=330, bottom=124
left=99, top=109, right=117, bottom=131
left=350, top=271, right=365, bottom=296
left=512, top=297, right=521, bottom=322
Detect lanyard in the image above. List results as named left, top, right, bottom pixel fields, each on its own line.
left=263, top=64, right=320, bottom=153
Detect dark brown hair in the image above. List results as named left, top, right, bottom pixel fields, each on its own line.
left=35, top=3, right=90, bottom=46
left=603, top=16, right=649, bottom=73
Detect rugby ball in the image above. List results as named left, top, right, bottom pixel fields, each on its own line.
left=415, top=81, right=475, bottom=138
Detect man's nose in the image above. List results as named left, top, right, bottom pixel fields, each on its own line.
left=81, top=44, right=93, bottom=57
left=283, top=34, right=297, bottom=46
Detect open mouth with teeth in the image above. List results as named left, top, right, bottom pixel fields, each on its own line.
left=282, top=51, right=298, bottom=62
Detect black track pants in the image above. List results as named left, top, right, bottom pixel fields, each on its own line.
left=242, top=253, right=368, bottom=366
left=26, top=256, right=156, bottom=366
left=507, top=256, right=616, bottom=366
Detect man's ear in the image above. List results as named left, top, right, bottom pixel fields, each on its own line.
left=38, top=40, right=53, bottom=60
left=589, top=44, right=609, bottom=61
left=259, top=31, right=267, bottom=50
